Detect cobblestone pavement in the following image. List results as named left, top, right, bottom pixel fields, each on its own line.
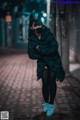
left=0, top=50, right=80, bottom=120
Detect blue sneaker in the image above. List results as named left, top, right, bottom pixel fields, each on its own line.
left=46, top=104, right=56, bottom=116
left=42, top=102, right=49, bottom=112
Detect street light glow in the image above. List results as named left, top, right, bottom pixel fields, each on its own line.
left=41, top=17, right=45, bottom=23
left=43, top=13, right=47, bottom=17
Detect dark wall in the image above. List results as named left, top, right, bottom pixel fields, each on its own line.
left=0, top=19, right=2, bottom=46
left=0, top=18, right=6, bottom=47
left=69, top=4, right=80, bottom=62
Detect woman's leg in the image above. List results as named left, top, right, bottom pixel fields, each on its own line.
left=49, top=70, right=57, bottom=104
left=42, top=69, right=50, bottom=103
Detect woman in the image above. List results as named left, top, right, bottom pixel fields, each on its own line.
left=28, top=17, right=65, bottom=117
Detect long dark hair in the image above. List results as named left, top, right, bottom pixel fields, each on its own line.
left=29, top=18, right=43, bottom=27
left=28, top=14, right=34, bottom=37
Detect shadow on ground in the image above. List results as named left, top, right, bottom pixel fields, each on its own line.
left=33, top=112, right=69, bottom=120
left=13, top=111, right=70, bottom=120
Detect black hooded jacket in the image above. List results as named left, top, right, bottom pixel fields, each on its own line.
left=28, top=26, right=65, bottom=82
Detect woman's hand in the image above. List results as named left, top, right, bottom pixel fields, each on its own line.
left=36, top=45, right=39, bottom=50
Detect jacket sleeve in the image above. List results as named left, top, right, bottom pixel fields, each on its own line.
left=37, top=33, right=59, bottom=55
left=28, top=40, right=41, bottom=60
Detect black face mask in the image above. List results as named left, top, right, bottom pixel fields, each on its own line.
left=34, top=27, right=43, bottom=34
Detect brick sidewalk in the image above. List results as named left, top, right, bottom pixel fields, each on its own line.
left=0, top=52, right=80, bottom=120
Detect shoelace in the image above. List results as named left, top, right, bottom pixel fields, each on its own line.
left=48, top=105, right=55, bottom=111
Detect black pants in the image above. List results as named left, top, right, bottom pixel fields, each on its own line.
left=42, top=68, right=57, bottom=104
